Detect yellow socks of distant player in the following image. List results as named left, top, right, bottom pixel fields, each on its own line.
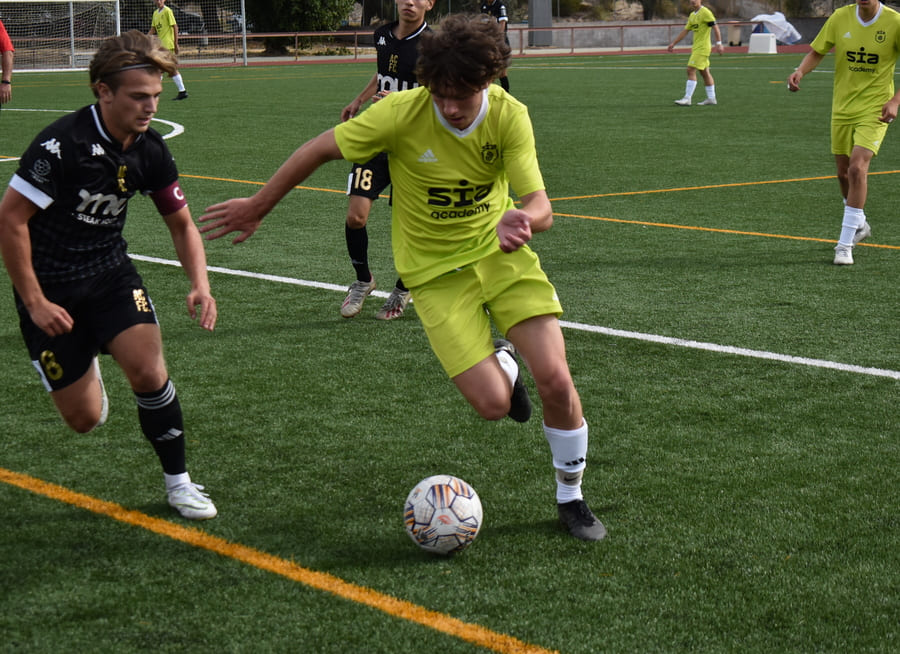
left=544, top=420, right=588, bottom=503
left=839, top=205, right=865, bottom=247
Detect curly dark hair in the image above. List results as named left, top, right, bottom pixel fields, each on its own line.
left=89, top=30, right=177, bottom=98
left=416, top=14, right=511, bottom=95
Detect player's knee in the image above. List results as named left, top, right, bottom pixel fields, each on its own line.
left=64, top=408, right=104, bottom=434
left=346, top=212, right=369, bottom=230
left=534, top=369, right=578, bottom=412
left=469, top=389, right=511, bottom=422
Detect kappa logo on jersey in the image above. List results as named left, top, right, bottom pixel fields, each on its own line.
left=418, top=149, right=438, bottom=163
left=91, top=143, right=106, bottom=157
left=377, top=36, right=387, bottom=46
left=41, top=138, right=63, bottom=160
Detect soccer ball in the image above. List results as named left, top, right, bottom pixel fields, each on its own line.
left=404, top=475, right=483, bottom=555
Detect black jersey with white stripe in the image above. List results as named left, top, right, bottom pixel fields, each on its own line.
left=373, top=20, right=430, bottom=93
left=481, top=0, right=509, bottom=24
left=10, top=104, right=179, bottom=284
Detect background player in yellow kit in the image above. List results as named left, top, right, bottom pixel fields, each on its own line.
left=788, top=0, right=900, bottom=265
left=668, top=0, right=724, bottom=106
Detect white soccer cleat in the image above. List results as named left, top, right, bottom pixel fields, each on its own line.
left=375, top=287, right=411, bottom=320
left=853, top=221, right=871, bottom=245
left=167, top=481, right=218, bottom=520
left=674, top=97, right=691, bottom=106
left=833, top=244, right=854, bottom=265
left=698, top=98, right=717, bottom=105
left=340, top=277, right=376, bottom=318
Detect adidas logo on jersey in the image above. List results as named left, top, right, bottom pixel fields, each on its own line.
left=418, top=149, right=438, bottom=163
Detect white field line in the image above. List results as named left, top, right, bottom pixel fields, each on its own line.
left=1, top=111, right=183, bottom=163
left=131, top=254, right=900, bottom=381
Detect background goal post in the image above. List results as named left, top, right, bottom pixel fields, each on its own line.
left=0, top=0, right=120, bottom=71
left=1, top=0, right=246, bottom=71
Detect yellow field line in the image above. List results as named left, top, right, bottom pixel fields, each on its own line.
left=553, top=212, right=900, bottom=250
left=0, top=467, right=555, bottom=654
left=182, top=172, right=899, bottom=251
left=548, top=169, right=900, bottom=201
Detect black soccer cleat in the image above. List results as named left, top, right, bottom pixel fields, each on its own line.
left=493, top=338, right=532, bottom=423
left=558, top=499, right=607, bottom=541
left=173, top=91, right=189, bottom=101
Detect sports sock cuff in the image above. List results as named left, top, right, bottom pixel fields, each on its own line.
left=164, top=471, right=190, bottom=491
left=135, top=379, right=176, bottom=410
left=495, top=349, right=518, bottom=391
left=842, top=205, right=866, bottom=229
left=544, top=419, right=588, bottom=473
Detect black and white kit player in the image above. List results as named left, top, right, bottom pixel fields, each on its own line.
left=11, top=105, right=181, bottom=289
left=5, top=100, right=216, bottom=519
left=481, top=0, right=510, bottom=91
left=340, top=17, right=431, bottom=320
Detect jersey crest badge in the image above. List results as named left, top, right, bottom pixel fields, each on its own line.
left=481, top=143, right=499, bottom=165
left=876, top=30, right=886, bottom=44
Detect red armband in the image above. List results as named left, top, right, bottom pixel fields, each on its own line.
left=151, top=180, right=188, bottom=216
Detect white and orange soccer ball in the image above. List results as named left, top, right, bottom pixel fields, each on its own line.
left=404, top=475, right=483, bottom=555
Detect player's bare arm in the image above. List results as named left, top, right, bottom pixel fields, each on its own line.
left=496, top=190, right=552, bottom=253
left=199, top=129, right=344, bottom=243
left=162, top=206, right=217, bottom=331
left=880, top=91, right=900, bottom=124
left=788, top=50, right=825, bottom=91
left=0, top=188, right=75, bottom=336
left=342, top=73, right=378, bottom=121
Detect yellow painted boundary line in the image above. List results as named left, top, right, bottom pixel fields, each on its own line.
left=553, top=212, right=900, bottom=251
left=0, top=467, right=556, bottom=654
left=549, top=169, right=900, bottom=201
left=181, top=172, right=899, bottom=251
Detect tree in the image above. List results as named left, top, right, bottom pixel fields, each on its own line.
left=244, top=0, right=356, bottom=55
left=245, top=0, right=357, bottom=32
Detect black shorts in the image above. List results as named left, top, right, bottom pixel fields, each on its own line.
left=346, top=152, right=391, bottom=201
left=15, top=260, right=159, bottom=391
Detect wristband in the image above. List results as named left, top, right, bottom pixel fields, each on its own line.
left=1, top=80, right=10, bottom=85
left=716, top=41, right=722, bottom=45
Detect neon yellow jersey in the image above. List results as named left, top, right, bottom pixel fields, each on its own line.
left=687, top=6, right=716, bottom=57
left=334, top=85, right=545, bottom=288
left=151, top=6, right=177, bottom=52
left=811, top=3, right=900, bottom=123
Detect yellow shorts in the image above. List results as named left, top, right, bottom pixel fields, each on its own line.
left=831, top=119, right=889, bottom=156
left=687, top=53, right=711, bottom=71
left=410, top=246, right=563, bottom=378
